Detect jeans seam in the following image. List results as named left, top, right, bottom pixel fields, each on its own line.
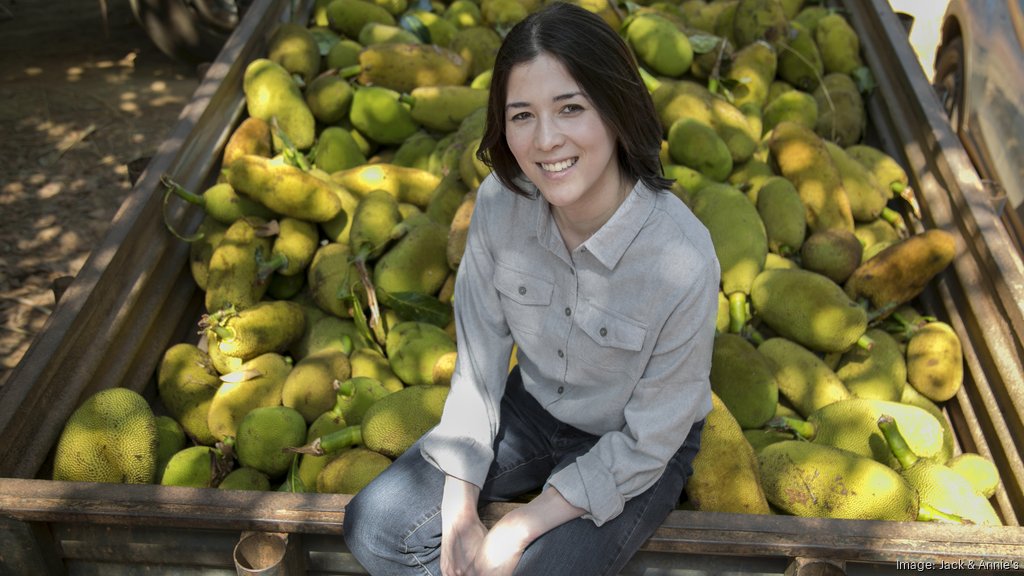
left=489, top=453, right=552, bottom=481
left=402, top=505, right=441, bottom=576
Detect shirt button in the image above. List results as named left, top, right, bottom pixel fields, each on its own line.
left=557, top=386, right=564, bottom=394
left=564, top=307, right=571, bottom=316
left=600, top=327, right=608, bottom=337
left=557, top=349, right=564, bottom=358
left=518, top=286, right=527, bottom=295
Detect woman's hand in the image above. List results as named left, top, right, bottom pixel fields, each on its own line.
left=441, top=476, right=485, bottom=576
left=470, top=518, right=530, bottom=576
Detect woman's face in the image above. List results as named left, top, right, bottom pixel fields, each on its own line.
left=504, top=53, right=623, bottom=220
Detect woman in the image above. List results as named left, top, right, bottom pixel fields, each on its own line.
left=343, top=3, right=720, bottom=575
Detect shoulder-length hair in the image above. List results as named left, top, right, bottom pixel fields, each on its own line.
left=477, top=2, right=672, bottom=197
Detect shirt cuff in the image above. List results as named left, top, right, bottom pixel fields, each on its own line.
left=546, top=451, right=624, bottom=526
left=419, top=428, right=494, bottom=489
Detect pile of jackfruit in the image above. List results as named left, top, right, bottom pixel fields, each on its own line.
left=50, top=0, right=1004, bottom=526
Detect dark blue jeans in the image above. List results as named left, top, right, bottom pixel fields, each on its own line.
left=343, top=368, right=704, bottom=575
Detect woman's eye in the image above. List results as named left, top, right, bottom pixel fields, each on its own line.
left=562, top=103, right=584, bottom=114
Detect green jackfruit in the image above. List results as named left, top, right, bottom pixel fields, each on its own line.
left=906, top=320, right=963, bottom=402
left=358, top=22, right=421, bottom=45
left=157, top=343, right=221, bottom=445
left=768, top=121, right=854, bottom=234
left=333, top=376, right=392, bottom=425
left=813, top=72, right=864, bottom=147
left=899, top=382, right=955, bottom=464
left=757, top=337, right=851, bottom=418
left=181, top=182, right=276, bottom=226
left=326, top=0, right=395, bottom=39
left=307, top=242, right=365, bottom=318
left=776, top=21, right=823, bottom=92
left=685, top=393, right=771, bottom=514
left=305, top=75, right=355, bottom=126
left=317, top=447, right=392, bottom=494
left=161, top=446, right=224, bottom=488
left=824, top=141, right=887, bottom=222
left=835, top=328, right=906, bottom=402
left=878, top=415, right=1001, bottom=525
left=204, top=216, right=273, bottom=313
left=362, top=384, right=449, bottom=457
left=690, top=183, right=767, bottom=332
left=407, top=86, right=489, bottom=134
left=709, top=334, right=778, bottom=428
left=755, top=176, right=806, bottom=256
left=205, top=300, right=306, bottom=363
left=386, top=321, right=458, bottom=386
left=854, top=218, right=902, bottom=255
left=449, top=26, right=501, bottom=78
left=236, top=405, right=308, bottom=478
left=154, top=415, right=186, bottom=484
left=777, top=397, right=945, bottom=467
left=625, top=12, right=693, bottom=78
left=394, top=131, right=439, bottom=172
left=348, top=86, right=419, bottom=146
left=652, top=79, right=759, bottom=164
left=223, top=117, right=272, bottom=169
left=326, top=38, right=364, bottom=70
left=242, top=59, right=316, bottom=152
left=350, top=189, right=403, bottom=260
left=814, top=13, right=863, bottom=75
left=845, top=144, right=909, bottom=199
left=282, top=348, right=353, bottom=422
left=947, top=453, right=1001, bottom=499
left=725, top=40, right=777, bottom=111
left=267, top=22, right=321, bottom=85
left=758, top=440, right=919, bottom=521
left=750, top=268, right=867, bottom=353
left=667, top=118, right=733, bottom=182
left=53, top=388, right=158, bottom=484
left=350, top=347, right=405, bottom=392
left=732, top=0, right=788, bottom=50
left=355, top=43, right=470, bottom=94
left=728, top=158, right=774, bottom=203
left=297, top=409, right=350, bottom=489
left=762, top=89, right=818, bottom=134
left=219, top=467, right=271, bottom=491
left=207, top=352, right=292, bottom=441
left=374, top=217, right=450, bottom=296
left=444, top=0, right=483, bottom=29
left=332, top=163, right=441, bottom=208
left=798, top=228, right=863, bottom=285
left=227, top=155, right=343, bottom=222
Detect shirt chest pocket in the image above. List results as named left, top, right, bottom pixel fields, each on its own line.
left=572, top=301, right=648, bottom=376
left=493, top=263, right=554, bottom=336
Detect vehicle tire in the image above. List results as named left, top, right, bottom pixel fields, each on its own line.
left=933, top=35, right=965, bottom=131
left=129, top=0, right=241, bottom=65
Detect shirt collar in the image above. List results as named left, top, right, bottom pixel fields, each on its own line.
left=531, top=179, right=657, bottom=271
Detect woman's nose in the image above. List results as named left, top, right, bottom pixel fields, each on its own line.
left=534, top=116, right=564, bottom=151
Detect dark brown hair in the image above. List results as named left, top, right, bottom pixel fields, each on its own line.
left=477, top=2, right=671, bottom=196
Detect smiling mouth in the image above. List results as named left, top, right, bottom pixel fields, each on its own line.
left=539, top=158, right=578, bottom=173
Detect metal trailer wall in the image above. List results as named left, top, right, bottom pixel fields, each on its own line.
left=1, top=0, right=1023, bottom=574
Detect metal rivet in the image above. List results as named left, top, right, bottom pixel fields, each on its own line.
left=518, top=286, right=527, bottom=295
left=599, top=327, right=607, bottom=337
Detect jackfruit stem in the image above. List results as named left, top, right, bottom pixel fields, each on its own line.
left=208, top=325, right=235, bottom=342
left=877, top=414, right=919, bottom=470
left=769, top=416, right=816, bottom=440
left=339, top=64, right=362, bottom=79
left=256, top=252, right=288, bottom=282
left=728, top=292, right=747, bottom=334
left=160, top=175, right=205, bottom=242
left=163, top=177, right=206, bottom=208
left=319, top=425, right=363, bottom=455
left=855, top=333, right=875, bottom=351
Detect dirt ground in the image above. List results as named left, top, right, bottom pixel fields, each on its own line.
left=0, top=0, right=201, bottom=385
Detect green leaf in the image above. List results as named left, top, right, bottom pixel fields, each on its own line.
left=688, top=33, right=724, bottom=54
left=852, top=65, right=877, bottom=95
left=277, top=455, right=307, bottom=493
left=376, top=289, right=452, bottom=327
left=350, top=287, right=385, bottom=354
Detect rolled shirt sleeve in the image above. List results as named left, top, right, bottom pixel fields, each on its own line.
left=419, top=179, right=514, bottom=489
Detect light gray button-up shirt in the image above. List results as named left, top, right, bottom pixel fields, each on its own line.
left=421, top=173, right=719, bottom=526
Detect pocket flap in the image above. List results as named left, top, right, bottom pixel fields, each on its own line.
left=493, top=262, right=554, bottom=306
left=577, top=302, right=646, bottom=351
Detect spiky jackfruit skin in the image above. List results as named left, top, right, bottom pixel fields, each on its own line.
left=906, top=320, right=963, bottom=402
left=844, top=229, right=956, bottom=315
left=157, top=343, right=220, bottom=445
left=901, top=460, right=1002, bottom=526
left=53, top=388, right=157, bottom=484
left=750, top=268, right=866, bottom=353
left=814, top=13, right=863, bottom=75
left=899, top=383, right=955, bottom=464
left=686, top=394, right=771, bottom=514
left=218, top=467, right=271, bottom=491
left=947, top=453, right=1001, bottom=499
left=756, top=176, right=806, bottom=256
left=361, top=384, right=450, bottom=458
left=385, top=321, right=457, bottom=386
left=805, top=398, right=945, bottom=467
left=210, top=300, right=307, bottom=361
left=710, top=334, right=778, bottom=428
left=161, top=446, right=217, bottom=488
left=316, top=447, right=392, bottom=494
left=236, top=406, right=308, bottom=478
left=758, top=440, right=919, bottom=521
left=813, top=73, right=864, bottom=147
left=757, top=337, right=852, bottom=418
left=835, top=328, right=906, bottom=402
left=691, top=184, right=768, bottom=298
